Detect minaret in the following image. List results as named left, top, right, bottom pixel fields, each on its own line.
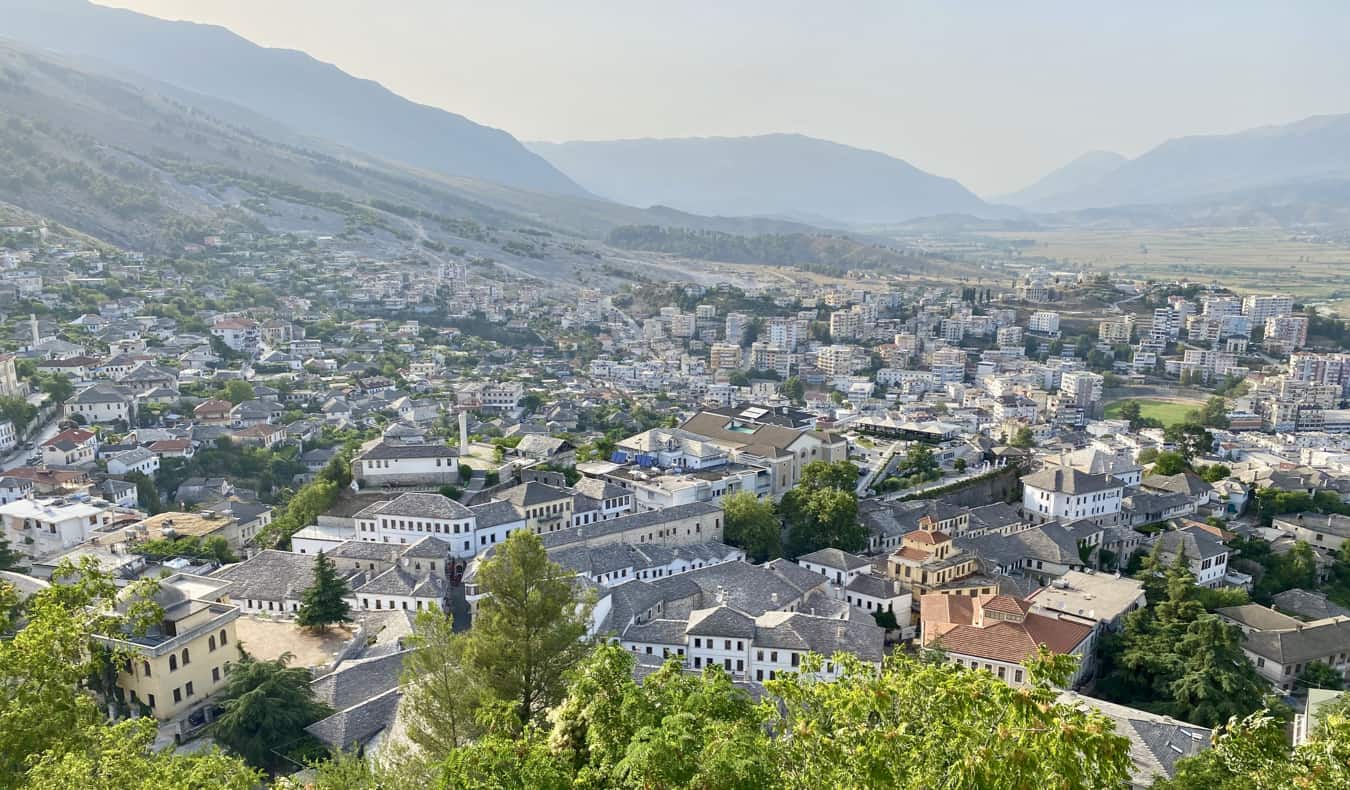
left=29, top=313, right=38, bottom=348
left=458, top=410, right=469, bottom=455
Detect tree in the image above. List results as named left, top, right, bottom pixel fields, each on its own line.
left=447, top=644, right=1134, bottom=789
left=1151, top=451, right=1189, bottom=476
left=1099, top=558, right=1267, bottom=727
left=1156, top=712, right=1350, bottom=790
left=0, top=395, right=35, bottom=429
left=0, top=559, right=164, bottom=786
left=1198, top=463, right=1231, bottom=483
left=1188, top=396, right=1230, bottom=429
left=296, top=551, right=351, bottom=632
left=213, top=653, right=333, bottom=770
left=222, top=380, right=254, bottom=405
left=781, top=376, right=805, bottom=404
left=727, top=370, right=750, bottom=387
left=123, top=470, right=163, bottom=513
left=1117, top=400, right=1144, bottom=430
left=1010, top=426, right=1036, bottom=448
left=1298, top=660, right=1345, bottom=691
left=784, top=486, right=865, bottom=557
left=400, top=610, right=484, bottom=760
left=0, top=534, right=25, bottom=572
left=24, top=718, right=259, bottom=790
left=35, top=373, right=74, bottom=404
left=721, top=491, right=782, bottom=562
left=1164, top=422, right=1215, bottom=460
left=464, top=530, right=592, bottom=732
left=798, top=459, right=860, bottom=491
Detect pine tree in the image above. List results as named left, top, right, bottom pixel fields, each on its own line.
left=0, top=534, right=25, bottom=573
left=296, top=551, right=351, bottom=632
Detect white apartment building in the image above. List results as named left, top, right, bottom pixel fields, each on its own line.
left=0, top=496, right=118, bottom=560
left=1028, top=311, right=1061, bottom=335
left=1243, top=294, right=1295, bottom=324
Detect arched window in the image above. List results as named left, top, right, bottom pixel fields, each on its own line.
left=219, top=629, right=228, bottom=646
left=181, top=648, right=190, bottom=666
left=142, top=661, right=151, bottom=677
left=208, top=635, right=217, bottom=651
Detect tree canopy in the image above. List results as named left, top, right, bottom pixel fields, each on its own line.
left=296, top=550, right=351, bottom=632
left=212, top=653, right=333, bottom=770
left=720, top=490, right=782, bottom=562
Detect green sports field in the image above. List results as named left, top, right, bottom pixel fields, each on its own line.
left=1103, top=398, right=1202, bottom=427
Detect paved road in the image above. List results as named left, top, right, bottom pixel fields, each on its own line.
left=1, top=410, right=60, bottom=471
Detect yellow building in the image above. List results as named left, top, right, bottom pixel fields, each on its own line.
left=886, top=523, right=995, bottom=597
left=97, top=573, right=240, bottom=723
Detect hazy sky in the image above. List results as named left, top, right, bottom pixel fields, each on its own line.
left=100, top=1, right=1349, bottom=196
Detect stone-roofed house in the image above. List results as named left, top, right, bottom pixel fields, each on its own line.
left=1237, top=614, right=1350, bottom=692
left=66, top=382, right=134, bottom=424
left=610, top=559, right=885, bottom=683
left=921, top=591, right=1097, bottom=687
left=1272, top=513, right=1350, bottom=557
left=307, top=649, right=411, bottom=755
left=352, top=440, right=460, bottom=488
left=1156, top=526, right=1230, bottom=588
left=1057, top=692, right=1211, bottom=788
left=1021, top=466, right=1124, bottom=526
left=1271, top=588, right=1350, bottom=621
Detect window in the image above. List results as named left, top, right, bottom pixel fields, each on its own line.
left=209, top=635, right=217, bottom=652
left=169, top=655, right=178, bottom=672
left=1014, top=669, right=1024, bottom=684
left=147, top=693, right=156, bottom=709
left=181, top=648, right=190, bottom=666
left=142, top=661, right=151, bottom=677
left=791, top=653, right=800, bottom=668
left=185, top=682, right=194, bottom=697
left=212, top=667, right=221, bottom=683
left=173, top=688, right=182, bottom=704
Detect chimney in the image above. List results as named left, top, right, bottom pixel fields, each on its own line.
left=458, top=410, right=469, bottom=455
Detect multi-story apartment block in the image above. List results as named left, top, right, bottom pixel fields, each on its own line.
left=1243, top=293, right=1295, bottom=324
left=708, top=343, right=742, bottom=371
left=1028, top=311, right=1061, bottom=335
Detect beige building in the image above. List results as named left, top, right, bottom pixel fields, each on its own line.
left=96, top=574, right=240, bottom=722
left=708, top=343, right=742, bottom=371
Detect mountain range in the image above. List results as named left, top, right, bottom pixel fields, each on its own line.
left=1, top=0, right=1349, bottom=255
left=0, top=0, right=586, bottom=196
left=1002, top=115, right=1350, bottom=212
left=529, top=134, right=994, bottom=226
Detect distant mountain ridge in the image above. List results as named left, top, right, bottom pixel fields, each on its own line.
left=997, top=151, right=1126, bottom=208
left=528, top=134, right=995, bottom=225
left=0, top=0, right=586, bottom=196
left=1019, top=114, right=1350, bottom=210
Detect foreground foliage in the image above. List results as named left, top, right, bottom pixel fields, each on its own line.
left=328, top=644, right=1134, bottom=789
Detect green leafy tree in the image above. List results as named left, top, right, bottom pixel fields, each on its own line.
left=1164, top=422, right=1215, bottom=460
left=400, top=609, right=484, bottom=760
left=1298, top=660, right=1345, bottom=691
left=296, top=551, right=351, bottom=632
left=221, top=380, right=254, bottom=405
left=0, top=559, right=163, bottom=786
left=781, top=376, right=805, bottom=404
left=1198, top=463, right=1231, bottom=483
left=1155, top=712, right=1350, bottom=790
left=24, top=718, right=259, bottom=789
left=1010, top=426, right=1037, bottom=448
left=213, top=653, right=332, bottom=770
left=1117, top=400, right=1144, bottom=430
left=1187, top=396, right=1231, bottom=429
left=464, top=530, right=593, bottom=733
left=721, top=490, right=783, bottom=562
left=1151, top=451, right=1189, bottom=476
